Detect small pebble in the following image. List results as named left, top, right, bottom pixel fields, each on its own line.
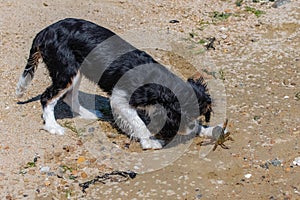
left=81, top=172, right=88, bottom=178
left=270, top=158, right=282, bottom=167
left=244, top=174, right=252, bottom=179
left=40, top=166, right=50, bottom=173
left=44, top=180, right=51, bottom=186
left=293, top=157, right=300, bottom=166
left=219, top=27, right=228, bottom=32
left=77, top=156, right=86, bottom=164
left=285, top=167, right=291, bottom=172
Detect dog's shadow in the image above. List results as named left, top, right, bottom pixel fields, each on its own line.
left=17, top=91, right=112, bottom=121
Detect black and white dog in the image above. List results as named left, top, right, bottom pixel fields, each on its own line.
left=16, top=18, right=212, bottom=149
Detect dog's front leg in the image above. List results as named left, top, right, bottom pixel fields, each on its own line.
left=110, top=89, right=163, bottom=150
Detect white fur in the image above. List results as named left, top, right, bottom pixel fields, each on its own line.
left=140, top=138, right=164, bottom=150
left=198, top=126, right=214, bottom=137
left=16, top=73, right=32, bottom=97
left=43, top=97, right=65, bottom=135
left=110, top=88, right=163, bottom=149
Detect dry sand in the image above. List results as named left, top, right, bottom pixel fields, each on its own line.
left=0, top=0, right=299, bottom=199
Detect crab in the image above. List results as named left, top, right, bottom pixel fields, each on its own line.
left=212, top=119, right=234, bottom=151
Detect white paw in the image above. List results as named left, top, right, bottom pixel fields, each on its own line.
left=43, top=124, right=65, bottom=135
left=79, top=109, right=103, bottom=119
left=140, top=138, right=163, bottom=150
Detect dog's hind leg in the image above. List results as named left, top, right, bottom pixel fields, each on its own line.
left=41, top=83, right=72, bottom=135
left=63, top=72, right=103, bottom=119
left=110, top=89, right=163, bottom=150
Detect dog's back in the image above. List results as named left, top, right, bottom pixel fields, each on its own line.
left=17, top=18, right=162, bottom=95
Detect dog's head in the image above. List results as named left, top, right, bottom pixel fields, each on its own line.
left=187, top=77, right=212, bottom=123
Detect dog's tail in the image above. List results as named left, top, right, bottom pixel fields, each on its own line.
left=16, top=42, right=42, bottom=97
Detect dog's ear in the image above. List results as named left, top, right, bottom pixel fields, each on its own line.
left=187, top=77, right=207, bottom=91
left=187, top=77, right=212, bottom=123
